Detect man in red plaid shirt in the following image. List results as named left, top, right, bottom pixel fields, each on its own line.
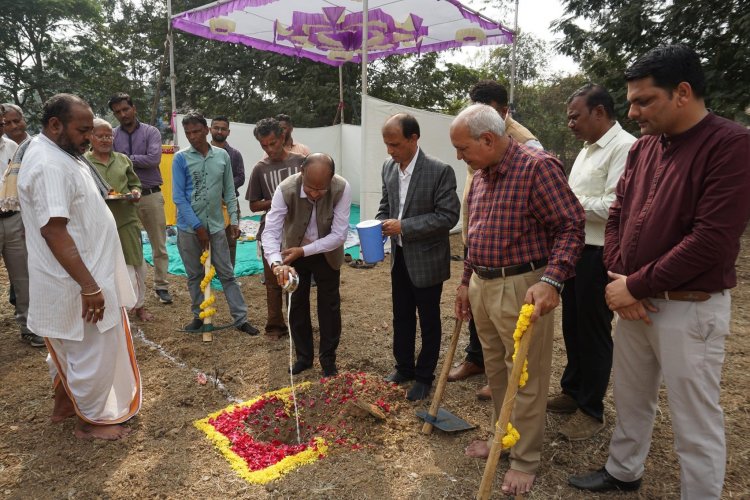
left=452, top=104, right=585, bottom=496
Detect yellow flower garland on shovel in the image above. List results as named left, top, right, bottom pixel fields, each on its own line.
left=199, top=249, right=216, bottom=341
left=477, top=303, right=535, bottom=500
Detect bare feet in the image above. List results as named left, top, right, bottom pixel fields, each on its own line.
left=51, top=382, right=76, bottom=423
left=74, top=419, right=132, bottom=441
left=502, top=469, right=535, bottom=496
left=465, top=439, right=491, bottom=458
left=132, top=307, right=154, bottom=322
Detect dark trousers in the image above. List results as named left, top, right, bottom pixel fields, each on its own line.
left=560, top=245, right=614, bottom=421
left=391, top=246, right=444, bottom=385
left=463, top=319, right=485, bottom=367
left=289, top=253, right=341, bottom=369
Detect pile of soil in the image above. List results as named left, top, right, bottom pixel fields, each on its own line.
left=0, top=232, right=748, bottom=499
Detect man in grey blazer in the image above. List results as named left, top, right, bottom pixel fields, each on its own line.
left=376, top=113, right=460, bottom=401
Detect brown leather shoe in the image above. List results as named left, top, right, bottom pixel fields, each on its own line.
left=547, top=393, right=578, bottom=414
left=476, top=384, right=492, bottom=400
left=559, top=409, right=606, bottom=440
left=447, top=361, right=484, bottom=382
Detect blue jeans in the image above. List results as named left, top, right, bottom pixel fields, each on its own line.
left=177, top=229, right=247, bottom=325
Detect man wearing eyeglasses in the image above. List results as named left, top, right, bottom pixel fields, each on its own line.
left=210, top=116, right=245, bottom=267
left=261, top=153, right=351, bottom=377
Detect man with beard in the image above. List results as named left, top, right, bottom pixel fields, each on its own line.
left=109, top=93, right=172, bottom=305
left=172, top=112, right=259, bottom=336
left=247, top=117, right=304, bottom=339
left=210, top=116, right=245, bottom=267
left=275, top=114, right=310, bottom=156
left=19, top=94, right=141, bottom=440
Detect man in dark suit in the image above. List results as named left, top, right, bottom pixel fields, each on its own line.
left=376, top=113, right=460, bottom=401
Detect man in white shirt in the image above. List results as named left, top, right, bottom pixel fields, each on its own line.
left=0, top=105, right=43, bottom=347
left=19, top=94, right=141, bottom=441
left=376, top=113, right=460, bottom=401
left=262, top=153, right=351, bottom=377
left=548, top=84, right=636, bottom=440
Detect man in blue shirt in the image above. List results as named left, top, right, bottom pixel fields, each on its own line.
left=172, top=112, right=258, bottom=335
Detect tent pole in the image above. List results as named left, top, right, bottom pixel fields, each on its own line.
left=339, top=66, right=345, bottom=124
left=508, top=0, right=519, bottom=114
left=359, top=0, right=369, bottom=217
left=167, top=0, right=178, bottom=146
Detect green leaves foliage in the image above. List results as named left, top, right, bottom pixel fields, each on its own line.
left=554, top=0, right=750, bottom=123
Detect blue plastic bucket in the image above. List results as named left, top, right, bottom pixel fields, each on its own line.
left=356, top=219, right=387, bottom=264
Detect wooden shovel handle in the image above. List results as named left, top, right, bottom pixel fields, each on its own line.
left=202, top=246, right=213, bottom=343
left=421, top=318, right=463, bottom=434
left=476, top=321, right=536, bottom=500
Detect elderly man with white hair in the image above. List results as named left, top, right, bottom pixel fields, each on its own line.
left=452, top=104, right=584, bottom=495
left=85, top=118, right=152, bottom=322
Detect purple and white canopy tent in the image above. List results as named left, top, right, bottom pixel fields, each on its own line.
left=170, top=0, right=513, bottom=115
left=168, top=0, right=514, bottom=217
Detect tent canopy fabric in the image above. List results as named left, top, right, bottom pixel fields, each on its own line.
left=172, top=0, right=513, bottom=67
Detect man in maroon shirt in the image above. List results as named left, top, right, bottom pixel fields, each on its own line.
left=452, top=104, right=585, bottom=496
left=569, top=45, right=750, bottom=499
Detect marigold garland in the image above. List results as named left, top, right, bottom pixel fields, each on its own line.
left=198, top=250, right=217, bottom=320
left=511, top=303, right=535, bottom=388
left=500, top=422, right=521, bottom=449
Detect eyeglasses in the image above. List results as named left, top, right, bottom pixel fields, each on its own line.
left=93, top=135, right=114, bottom=141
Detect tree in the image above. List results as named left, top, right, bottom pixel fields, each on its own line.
left=553, top=0, right=750, bottom=124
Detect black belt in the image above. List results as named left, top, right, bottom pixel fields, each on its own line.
left=473, top=258, right=548, bottom=280
left=141, top=186, right=161, bottom=196
left=0, top=211, right=19, bottom=218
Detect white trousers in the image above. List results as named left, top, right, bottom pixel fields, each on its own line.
left=127, top=262, right=146, bottom=309
left=46, top=309, right=141, bottom=424
left=606, top=292, right=730, bottom=500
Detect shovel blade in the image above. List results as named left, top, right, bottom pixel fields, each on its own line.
left=416, top=407, right=475, bottom=433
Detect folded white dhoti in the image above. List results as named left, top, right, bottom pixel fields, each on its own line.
left=46, top=308, right=141, bottom=424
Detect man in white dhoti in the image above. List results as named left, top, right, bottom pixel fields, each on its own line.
left=18, top=94, right=141, bottom=441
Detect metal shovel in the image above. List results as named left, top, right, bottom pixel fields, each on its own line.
left=417, top=318, right=476, bottom=433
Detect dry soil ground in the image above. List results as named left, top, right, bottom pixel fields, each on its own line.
left=1, top=233, right=748, bottom=499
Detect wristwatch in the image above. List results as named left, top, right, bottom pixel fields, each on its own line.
left=540, top=275, right=564, bottom=294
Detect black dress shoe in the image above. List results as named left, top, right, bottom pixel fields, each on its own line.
left=569, top=467, right=642, bottom=492
left=184, top=318, right=203, bottom=332
left=406, top=381, right=431, bottom=401
left=155, top=289, right=173, bottom=304
left=385, top=371, right=414, bottom=385
left=290, top=361, right=312, bottom=375
left=322, top=365, right=338, bottom=377
left=237, top=322, right=260, bottom=336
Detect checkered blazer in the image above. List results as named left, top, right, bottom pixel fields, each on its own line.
left=376, top=149, right=460, bottom=288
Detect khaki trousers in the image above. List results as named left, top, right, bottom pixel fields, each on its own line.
left=136, top=191, right=169, bottom=290
left=606, top=292, right=730, bottom=500
left=469, top=268, right=554, bottom=474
